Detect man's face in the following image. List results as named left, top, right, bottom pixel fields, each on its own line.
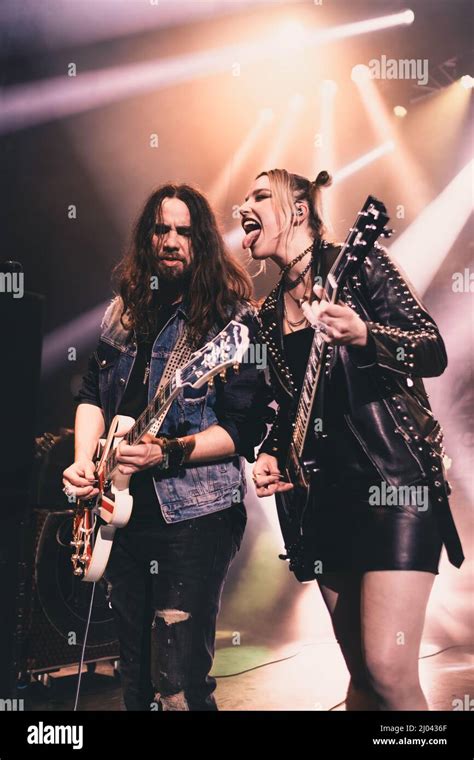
left=239, top=174, right=282, bottom=259
left=152, top=197, right=193, bottom=283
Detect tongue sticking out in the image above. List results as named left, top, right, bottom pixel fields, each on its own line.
left=242, top=228, right=261, bottom=250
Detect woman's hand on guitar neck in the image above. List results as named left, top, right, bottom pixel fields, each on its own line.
left=301, top=284, right=368, bottom=347
left=62, top=458, right=99, bottom=500
left=252, top=454, right=294, bottom=498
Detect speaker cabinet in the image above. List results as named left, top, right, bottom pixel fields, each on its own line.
left=23, top=509, right=119, bottom=674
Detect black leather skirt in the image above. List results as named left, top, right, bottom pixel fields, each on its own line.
left=305, top=477, right=443, bottom=575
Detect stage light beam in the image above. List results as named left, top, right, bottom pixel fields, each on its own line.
left=0, top=10, right=418, bottom=135
left=332, top=141, right=395, bottom=185
left=389, top=159, right=474, bottom=294
left=261, top=93, right=306, bottom=168
left=275, top=20, right=308, bottom=50
left=208, top=107, right=275, bottom=207
left=314, top=80, right=338, bottom=224
left=352, top=70, right=430, bottom=214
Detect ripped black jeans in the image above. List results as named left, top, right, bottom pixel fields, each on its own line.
left=103, top=502, right=246, bottom=711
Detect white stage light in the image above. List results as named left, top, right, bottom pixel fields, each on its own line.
left=393, top=105, right=408, bottom=118
left=351, top=64, right=371, bottom=83
left=460, top=75, right=474, bottom=90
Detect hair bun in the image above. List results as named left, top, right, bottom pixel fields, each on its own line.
left=314, top=170, right=332, bottom=188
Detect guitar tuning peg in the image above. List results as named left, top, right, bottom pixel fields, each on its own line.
left=232, top=362, right=240, bottom=373
left=208, top=376, right=214, bottom=388
left=219, top=369, right=227, bottom=382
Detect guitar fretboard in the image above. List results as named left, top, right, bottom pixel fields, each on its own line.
left=104, top=374, right=178, bottom=480
left=292, top=329, right=327, bottom=455
left=99, top=320, right=250, bottom=484
left=289, top=199, right=387, bottom=463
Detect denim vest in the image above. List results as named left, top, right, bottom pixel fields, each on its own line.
left=97, top=297, right=249, bottom=523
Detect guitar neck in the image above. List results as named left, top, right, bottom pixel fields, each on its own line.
left=100, top=321, right=250, bottom=481
left=288, top=196, right=390, bottom=467
left=291, top=326, right=328, bottom=459
left=288, top=237, right=357, bottom=461
left=103, top=373, right=179, bottom=481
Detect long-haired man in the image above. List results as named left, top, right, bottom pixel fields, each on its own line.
left=63, top=184, right=271, bottom=711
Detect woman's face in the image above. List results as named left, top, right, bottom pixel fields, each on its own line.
left=239, top=175, right=283, bottom=259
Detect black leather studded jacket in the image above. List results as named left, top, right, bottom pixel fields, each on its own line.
left=257, top=241, right=464, bottom=567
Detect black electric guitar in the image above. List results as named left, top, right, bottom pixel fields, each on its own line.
left=276, top=196, right=392, bottom=581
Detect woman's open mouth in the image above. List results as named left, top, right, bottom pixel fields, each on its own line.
left=241, top=218, right=262, bottom=250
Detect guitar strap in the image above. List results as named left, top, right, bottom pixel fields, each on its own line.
left=147, top=321, right=195, bottom=436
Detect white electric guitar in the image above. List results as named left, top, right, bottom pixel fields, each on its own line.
left=71, top=320, right=250, bottom=582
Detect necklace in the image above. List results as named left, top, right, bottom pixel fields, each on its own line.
left=283, top=300, right=309, bottom=331
left=284, top=257, right=313, bottom=291
left=285, top=312, right=308, bottom=329
left=280, top=241, right=316, bottom=331
left=286, top=270, right=311, bottom=304
left=283, top=289, right=311, bottom=331
left=280, top=242, right=313, bottom=279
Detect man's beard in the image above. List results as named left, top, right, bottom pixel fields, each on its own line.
left=155, top=258, right=192, bottom=288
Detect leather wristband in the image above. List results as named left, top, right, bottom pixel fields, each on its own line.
left=165, top=437, right=186, bottom=469
left=157, top=436, right=190, bottom=470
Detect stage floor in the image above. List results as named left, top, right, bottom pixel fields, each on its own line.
left=24, top=639, right=473, bottom=712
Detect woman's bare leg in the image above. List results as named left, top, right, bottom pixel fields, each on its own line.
left=360, top=570, right=435, bottom=710
left=318, top=573, right=379, bottom=710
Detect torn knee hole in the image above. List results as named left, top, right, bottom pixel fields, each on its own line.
left=155, top=608, right=191, bottom=625
left=160, top=690, right=189, bottom=711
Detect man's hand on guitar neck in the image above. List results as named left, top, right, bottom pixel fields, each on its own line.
left=116, top=425, right=236, bottom=474
left=252, top=454, right=294, bottom=498
left=116, top=433, right=165, bottom=475
left=301, top=284, right=368, bottom=347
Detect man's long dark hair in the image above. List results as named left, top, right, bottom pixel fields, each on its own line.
left=113, top=184, right=253, bottom=346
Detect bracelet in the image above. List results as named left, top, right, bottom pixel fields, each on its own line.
left=157, top=437, right=189, bottom=470
left=153, top=437, right=168, bottom=471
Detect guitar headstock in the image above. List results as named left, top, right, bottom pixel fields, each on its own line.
left=332, top=195, right=392, bottom=288
left=178, top=320, right=250, bottom=389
